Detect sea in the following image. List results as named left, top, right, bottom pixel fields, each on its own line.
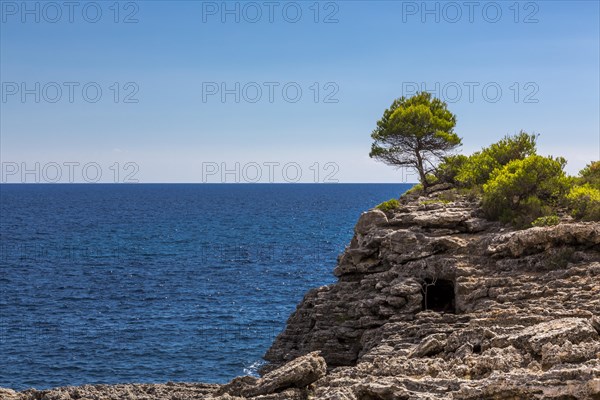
left=0, top=183, right=411, bottom=390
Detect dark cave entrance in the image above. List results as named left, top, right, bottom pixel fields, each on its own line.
left=421, top=278, right=456, bottom=313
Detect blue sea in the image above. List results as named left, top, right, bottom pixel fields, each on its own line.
left=0, top=184, right=411, bottom=390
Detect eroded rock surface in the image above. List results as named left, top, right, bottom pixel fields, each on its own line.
left=264, top=190, right=600, bottom=399
left=7, top=189, right=600, bottom=400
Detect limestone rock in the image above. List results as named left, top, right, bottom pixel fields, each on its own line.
left=0, top=389, right=19, bottom=400
left=7, top=190, right=600, bottom=400
left=355, top=209, right=388, bottom=235
left=488, top=222, right=600, bottom=257
left=264, top=191, right=600, bottom=399
left=241, top=352, right=326, bottom=397
left=409, top=334, right=447, bottom=358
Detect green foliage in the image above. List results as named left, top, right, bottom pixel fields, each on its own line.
left=424, top=173, right=439, bottom=186
left=479, top=131, right=538, bottom=165
left=577, top=161, right=600, bottom=189
left=376, top=198, right=401, bottom=212
left=380, top=102, right=597, bottom=228
left=531, top=215, right=560, bottom=227
left=567, top=184, right=600, bottom=221
left=509, top=196, right=553, bottom=228
left=420, top=199, right=451, bottom=205
left=482, top=155, right=569, bottom=226
left=435, top=154, right=468, bottom=185
left=370, top=92, right=461, bottom=188
left=405, top=183, right=424, bottom=196
left=455, top=132, right=537, bottom=187
left=562, top=163, right=600, bottom=221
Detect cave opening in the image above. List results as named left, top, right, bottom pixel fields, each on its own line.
left=421, top=278, right=456, bottom=313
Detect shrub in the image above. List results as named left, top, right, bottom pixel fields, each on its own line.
left=456, top=132, right=537, bottom=187
left=482, top=155, right=569, bottom=226
left=420, top=199, right=450, bottom=205
left=435, top=154, right=468, bottom=185
left=531, top=215, right=560, bottom=227
left=506, top=196, right=553, bottom=228
left=456, top=152, right=498, bottom=187
left=481, top=131, right=538, bottom=165
left=376, top=198, right=401, bottom=212
left=424, top=173, right=439, bottom=187
left=405, top=183, right=424, bottom=195
left=577, top=161, right=600, bottom=189
left=567, top=184, right=600, bottom=221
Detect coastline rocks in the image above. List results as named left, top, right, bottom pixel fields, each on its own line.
left=354, top=209, right=388, bottom=235
left=247, top=351, right=325, bottom=396
left=218, top=352, right=326, bottom=398
left=0, top=389, right=18, bottom=400
left=9, top=354, right=327, bottom=400
left=6, top=189, right=600, bottom=399
left=12, top=383, right=221, bottom=400
left=264, top=190, right=600, bottom=399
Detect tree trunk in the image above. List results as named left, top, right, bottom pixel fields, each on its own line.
left=415, top=150, right=428, bottom=190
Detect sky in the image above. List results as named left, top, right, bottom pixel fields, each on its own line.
left=0, top=0, right=599, bottom=183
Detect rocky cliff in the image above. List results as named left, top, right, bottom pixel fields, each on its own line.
left=3, top=188, right=600, bottom=400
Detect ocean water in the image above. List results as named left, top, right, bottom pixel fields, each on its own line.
left=0, top=184, right=411, bottom=390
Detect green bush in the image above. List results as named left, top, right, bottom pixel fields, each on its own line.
left=424, top=173, right=439, bottom=187
left=420, top=199, right=450, bottom=205
left=456, top=132, right=537, bottom=187
left=398, top=129, right=598, bottom=228
left=405, top=183, right=424, bottom=195
left=435, top=154, right=468, bottom=184
left=567, top=184, right=600, bottom=221
left=376, top=198, right=401, bottom=212
left=577, top=161, right=600, bottom=189
left=507, top=196, right=553, bottom=228
left=482, top=155, right=569, bottom=226
left=531, top=215, right=560, bottom=227
left=455, top=152, right=498, bottom=187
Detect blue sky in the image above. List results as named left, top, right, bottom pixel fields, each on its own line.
left=1, top=0, right=599, bottom=183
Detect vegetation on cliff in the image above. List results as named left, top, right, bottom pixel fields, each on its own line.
left=369, top=92, right=461, bottom=190
left=440, top=138, right=599, bottom=227
left=372, top=93, right=599, bottom=227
